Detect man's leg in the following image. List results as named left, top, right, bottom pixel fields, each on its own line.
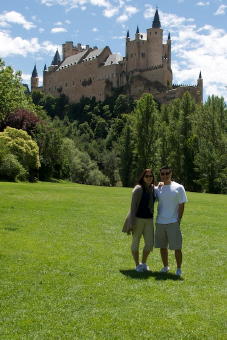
left=160, top=248, right=168, bottom=267
left=175, top=249, right=182, bottom=268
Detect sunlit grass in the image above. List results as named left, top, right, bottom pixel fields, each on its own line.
left=0, top=182, right=226, bottom=339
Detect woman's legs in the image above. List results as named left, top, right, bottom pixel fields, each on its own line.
left=131, top=218, right=143, bottom=266
left=142, top=218, right=154, bottom=265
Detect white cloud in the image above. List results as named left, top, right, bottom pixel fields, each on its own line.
left=112, top=35, right=125, bottom=39
left=92, top=27, right=99, bottom=32
left=0, top=11, right=35, bottom=30
left=54, top=20, right=71, bottom=25
left=54, top=21, right=63, bottom=25
left=39, top=0, right=138, bottom=22
left=0, top=31, right=57, bottom=57
left=51, top=27, right=67, bottom=33
left=196, top=1, right=210, bottom=6
left=116, top=3, right=138, bottom=22
left=214, top=4, right=227, bottom=15
left=116, top=14, right=128, bottom=22
left=103, top=7, right=119, bottom=17
left=125, top=6, right=138, bottom=15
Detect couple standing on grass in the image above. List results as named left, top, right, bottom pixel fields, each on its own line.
left=122, top=166, right=188, bottom=277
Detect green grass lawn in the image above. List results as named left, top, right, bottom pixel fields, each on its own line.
left=0, top=182, right=226, bottom=339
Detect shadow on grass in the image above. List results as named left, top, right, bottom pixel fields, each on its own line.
left=119, top=270, right=184, bottom=281
left=3, top=227, right=19, bottom=231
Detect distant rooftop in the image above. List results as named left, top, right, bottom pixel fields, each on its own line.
left=83, top=48, right=105, bottom=62
left=104, top=54, right=123, bottom=66
left=57, top=49, right=89, bottom=70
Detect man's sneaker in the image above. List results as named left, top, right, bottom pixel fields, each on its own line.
left=160, top=266, right=170, bottom=273
left=176, top=268, right=182, bottom=276
left=135, top=264, right=144, bottom=272
left=142, top=263, right=150, bottom=271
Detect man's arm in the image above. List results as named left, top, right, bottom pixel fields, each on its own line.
left=178, top=203, right=185, bottom=223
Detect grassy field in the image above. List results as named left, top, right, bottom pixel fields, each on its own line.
left=0, top=182, right=226, bottom=339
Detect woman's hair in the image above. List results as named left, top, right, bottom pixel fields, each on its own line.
left=137, top=168, right=154, bottom=187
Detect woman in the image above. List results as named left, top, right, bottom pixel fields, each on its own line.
left=122, top=169, right=155, bottom=272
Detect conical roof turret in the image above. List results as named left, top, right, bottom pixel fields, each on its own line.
left=43, top=64, right=47, bottom=71
left=51, top=49, right=61, bottom=66
left=199, top=71, right=202, bottom=79
left=152, top=9, right=161, bottom=28
left=32, top=65, right=38, bottom=77
left=127, top=30, right=130, bottom=38
left=136, top=25, right=139, bottom=34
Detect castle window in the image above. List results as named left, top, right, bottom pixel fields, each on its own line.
left=140, top=35, right=143, bottom=39
left=141, top=52, right=145, bottom=58
left=155, top=32, right=157, bottom=35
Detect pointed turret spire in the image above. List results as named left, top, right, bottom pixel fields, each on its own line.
left=152, top=8, right=161, bottom=28
left=136, top=25, right=139, bottom=34
left=127, top=30, right=130, bottom=38
left=43, top=64, right=47, bottom=71
left=168, top=32, right=171, bottom=40
left=199, top=71, right=202, bottom=79
left=51, top=49, right=61, bottom=66
left=32, top=65, right=38, bottom=78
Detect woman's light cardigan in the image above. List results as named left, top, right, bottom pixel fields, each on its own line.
left=122, top=185, right=154, bottom=234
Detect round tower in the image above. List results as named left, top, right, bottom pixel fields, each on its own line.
left=197, top=71, right=203, bottom=103
left=31, top=65, right=39, bottom=91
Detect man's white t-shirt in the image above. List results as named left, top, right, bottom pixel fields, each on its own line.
left=155, top=181, right=188, bottom=224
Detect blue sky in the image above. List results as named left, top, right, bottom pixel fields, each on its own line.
left=0, top=0, right=227, bottom=102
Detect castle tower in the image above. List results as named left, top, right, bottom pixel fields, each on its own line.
left=146, top=8, right=163, bottom=66
left=197, top=71, right=203, bottom=102
left=167, top=32, right=171, bottom=67
left=31, top=65, right=39, bottom=91
left=125, top=30, right=130, bottom=59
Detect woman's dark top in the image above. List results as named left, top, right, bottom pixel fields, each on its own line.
left=136, top=188, right=153, bottom=219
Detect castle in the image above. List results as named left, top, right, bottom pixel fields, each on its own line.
left=31, top=9, right=203, bottom=104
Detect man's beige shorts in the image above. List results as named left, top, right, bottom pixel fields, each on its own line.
left=155, top=222, right=182, bottom=250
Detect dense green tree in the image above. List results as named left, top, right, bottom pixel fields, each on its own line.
left=34, top=122, right=63, bottom=180
left=134, top=93, right=159, bottom=174
left=193, top=98, right=227, bottom=193
left=119, top=120, right=136, bottom=187
left=113, top=94, right=135, bottom=117
left=0, top=59, right=36, bottom=121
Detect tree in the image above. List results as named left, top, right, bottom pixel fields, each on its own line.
left=2, top=109, right=40, bottom=135
left=193, top=98, right=227, bottom=193
left=0, top=59, right=36, bottom=122
left=34, top=122, right=64, bottom=180
left=113, top=94, right=134, bottom=117
left=134, top=93, right=159, bottom=174
left=0, top=127, right=40, bottom=180
left=119, top=120, right=136, bottom=187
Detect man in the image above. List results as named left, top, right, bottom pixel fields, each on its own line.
left=154, top=166, right=188, bottom=276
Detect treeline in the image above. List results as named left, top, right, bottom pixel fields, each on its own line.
left=0, top=58, right=226, bottom=193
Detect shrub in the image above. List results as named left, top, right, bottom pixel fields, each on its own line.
left=0, top=153, right=28, bottom=181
